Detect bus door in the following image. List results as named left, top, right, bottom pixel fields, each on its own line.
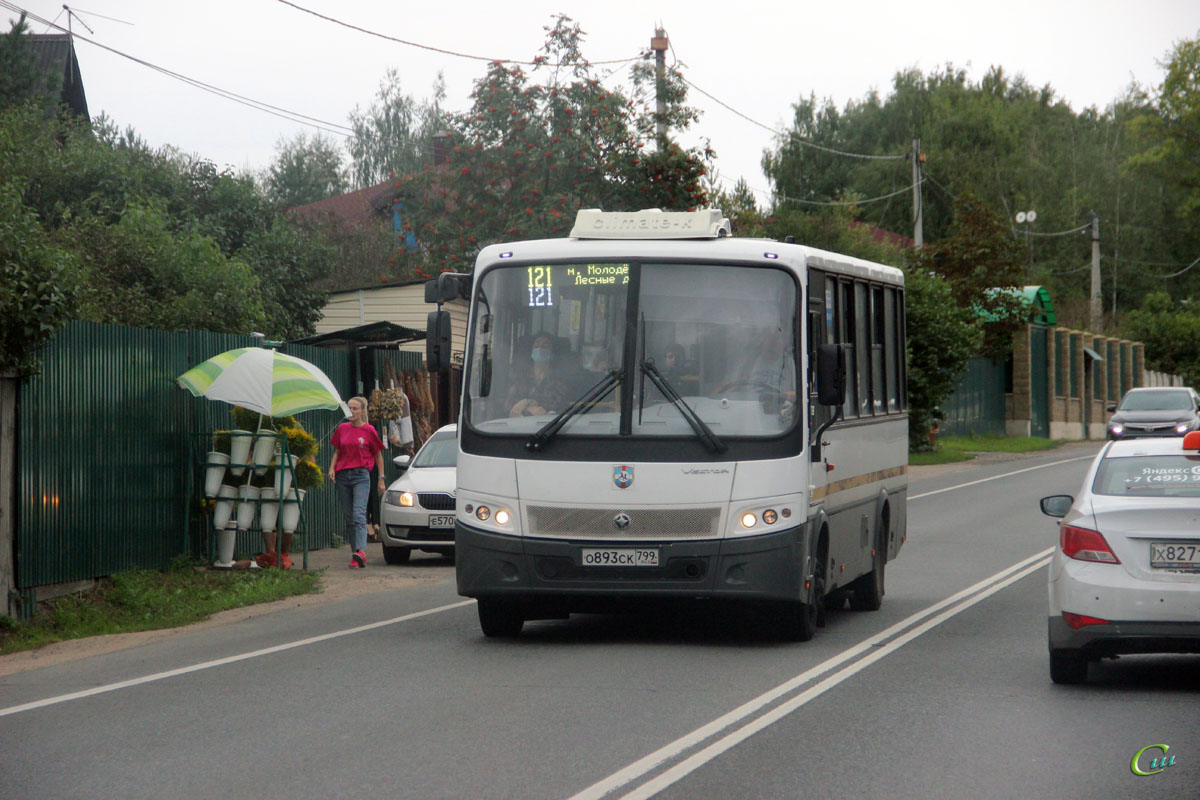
left=807, top=268, right=831, bottom=500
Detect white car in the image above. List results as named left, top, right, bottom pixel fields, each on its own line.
left=1040, top=433, right=1200, bottom=684
left=380, top=424, right=457, bottom=563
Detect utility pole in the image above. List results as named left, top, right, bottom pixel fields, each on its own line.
left=1090, top=212, right=1102, bottom=332
left=651, top=28, right=669, bottom=152
left=911, top=137, right=924, bottom=248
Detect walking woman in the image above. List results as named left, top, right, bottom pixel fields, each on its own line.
left=329, top=396, right=386, bottom=568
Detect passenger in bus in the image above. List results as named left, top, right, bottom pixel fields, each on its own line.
left=716, top=327, right=796, bottom=402
left=508, top=332, right=570, bottom=417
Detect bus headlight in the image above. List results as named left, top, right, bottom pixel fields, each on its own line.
left=741, top=512, right=758, bottom=528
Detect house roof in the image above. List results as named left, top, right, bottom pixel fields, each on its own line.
left=849, top=220, right=915, bottom=249
left=29, top=35, right=89, bottom=119
left=289, top=180, right=396, bottom=226
left=291, top=320, right=426, bottom=349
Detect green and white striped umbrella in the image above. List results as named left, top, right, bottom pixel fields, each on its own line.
left=178, top=347, right=349, bottom=418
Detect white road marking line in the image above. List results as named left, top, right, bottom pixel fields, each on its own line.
left=615, top=554, right=1052, bottom=800
left=0, top=600, right=475, bottom=718
left=568, top=549, right=1053, bottom=800
left=910, top=455, right=1094, bottom=500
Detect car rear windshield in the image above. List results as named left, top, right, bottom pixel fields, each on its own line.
left=1118, top=391, right=1194, bottom=411
left=1092, top=454, right=1200, bottom=497
left=413, top=434, right=457, bottom=468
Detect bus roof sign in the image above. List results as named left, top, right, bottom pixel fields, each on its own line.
left=570, top=208, right=732, bottom=240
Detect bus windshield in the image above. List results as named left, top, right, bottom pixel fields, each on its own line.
left=465, top=261, right=798, bottom=439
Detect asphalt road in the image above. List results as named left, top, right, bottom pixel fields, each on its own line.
left=3, top=442, right=1199, bottom=799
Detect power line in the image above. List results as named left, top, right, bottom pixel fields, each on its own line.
left=1017, top=222, right=1091, bottom=238
left=277, top=0, right=641, bottom=68
left=1132, top=253, right=1200, bottom=279
left=1046, top=261, right=1093, bottom=275
left=775, top=180, right=924, bottom=208
left=1, top=1, right=355, bottom=137
left=681, top=76, right=906, bottom=162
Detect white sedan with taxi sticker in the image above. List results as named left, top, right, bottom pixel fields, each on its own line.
left=1040, top=432, right=1200, bottom=684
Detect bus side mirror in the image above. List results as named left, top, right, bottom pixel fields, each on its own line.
left=424, top=273, right=471, bottom=303
left=426, top=310, right=452, bottom=373
left=816, top=344, right=846, bottom=406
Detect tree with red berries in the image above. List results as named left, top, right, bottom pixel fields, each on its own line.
left=393, top=15, right=712, bottom=276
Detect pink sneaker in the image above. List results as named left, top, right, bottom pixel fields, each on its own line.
left=350, top=550, right=366, bottom=568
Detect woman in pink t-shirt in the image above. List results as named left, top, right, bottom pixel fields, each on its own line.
left=329, top=396, right=385, bottom=568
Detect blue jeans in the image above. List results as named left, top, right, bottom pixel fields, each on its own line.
left=336, top=468, right=370, bottom=552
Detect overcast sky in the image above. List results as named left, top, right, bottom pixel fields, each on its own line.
left=9, top=0, right=1200, bottom=202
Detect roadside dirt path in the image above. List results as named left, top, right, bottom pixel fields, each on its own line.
left=0, top=543, right=450, bottom=677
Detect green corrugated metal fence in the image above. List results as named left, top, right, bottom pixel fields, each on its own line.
left=15, top=321, right=357, bottom=591
left=939, top=357, right=1007, bottom=437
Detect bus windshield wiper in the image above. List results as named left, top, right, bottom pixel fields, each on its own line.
left=641, top=360, right=727, bottom=454
left=525, top=369, right=622, bottom=451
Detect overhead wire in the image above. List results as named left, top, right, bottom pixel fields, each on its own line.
left=1, top=1, right=355, bottom=137
left=679, top=76, right=906, bottom=162
left=276, top=0, right=641, bottom=67
left=1022, top=222, right=1091, bottom=237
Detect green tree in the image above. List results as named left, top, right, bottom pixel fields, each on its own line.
left=0, top=106, right=333, bottom=339
left=395, top=15, right=710, bottom=275
left=908, top=194, right=1028, bottom=357
left=1122, top=291, right=1200, bottom=387
left=66, top=200, right=266, bottom=333
left=761, top=62, right=1184, bottom=321
left=0, top=182, right=78, bottom=376
left=0, top=13, right=54, bottom=114
left=348, top=70, right=445, bottom=189
left=265, top=132, right=347, bottom=208
left=904, top=265, right=984, bottom=450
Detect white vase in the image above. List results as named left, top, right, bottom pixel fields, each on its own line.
left=212, top=484, right=237, bottom=530
left=215, top=522, right=236, bottom=567
left=252, top=434, right=277, bottom=477
left=259, top=487, right=279, bottom=533
left=280, top=488, right=307, bottom=534
left=236, top=484, right=260, bottom=530
left=204, top=452, right=230, bottom=498
left=273, top=454, right=299, bottom=498
left=229, top=430, right=253, bottom=477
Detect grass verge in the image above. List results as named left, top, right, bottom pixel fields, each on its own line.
left=910, top=434, right=1065, bottom=466
left=0, top=560, right=322, bottom=656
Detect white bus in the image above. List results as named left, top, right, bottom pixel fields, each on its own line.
left=426, top=209, right=907, bottom=639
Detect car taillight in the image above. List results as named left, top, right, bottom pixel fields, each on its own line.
left=1063, top=611, right=1110, bottom=629
left=1060, top=525, right=1121, bottom=564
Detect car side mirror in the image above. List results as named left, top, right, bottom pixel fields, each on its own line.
left=1106, top=404, right=1116, bottom=413
left=1039, top=494, right=1073, bottom=518
left=392, top=454, right=411, bottom=470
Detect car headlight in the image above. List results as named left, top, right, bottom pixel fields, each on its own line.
left=384, top=490, right=414, bottom=507
left=1177, top=423, right=1192, bottom=434
left=1109, top=424, right=1123, bottom=435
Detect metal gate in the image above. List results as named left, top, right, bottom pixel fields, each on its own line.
left=1030, top=326, right=1049, bottom=438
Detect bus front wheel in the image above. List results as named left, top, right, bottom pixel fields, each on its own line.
left=477, top=599, right=525, bottom=638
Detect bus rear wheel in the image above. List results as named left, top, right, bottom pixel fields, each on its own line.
left=850, top=523, right=886, bottom=611
left=477, top=599, right=525, bottom=638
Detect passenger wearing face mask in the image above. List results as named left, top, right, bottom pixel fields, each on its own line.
left=508, top=332, right=570, bottom=417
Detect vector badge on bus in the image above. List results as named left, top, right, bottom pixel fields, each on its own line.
left=613, top=465, right=634, bottom=489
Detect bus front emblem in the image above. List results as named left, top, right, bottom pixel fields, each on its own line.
left=614, top=513, right=632, bottom=530
left=614, top=465, right=634, bottom=489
